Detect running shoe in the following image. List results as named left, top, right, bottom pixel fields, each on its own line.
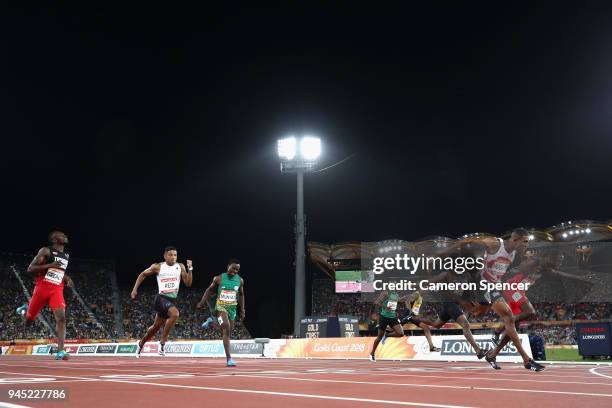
left=201, top=316, right=214, bottom=329
left=158, top=342, right=165, bottom=356
left=485, top=352, right=501, bottom=370
left=16, top=304, right=28, bottom=317
left=381, top=331, right=388, bottom=345
left=226, top=358, right=237, bottom=367
left=525, top=359, right=545, bottom=372
left=430, top=346, right=441, bottom=352
left=54, top=350, right=69, bottom=361
left=136, top=342, right=142, bottom=358
left=369, top=353, right=376, bottom=362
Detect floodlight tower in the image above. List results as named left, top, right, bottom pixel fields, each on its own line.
left=277, top=136, right=321, bottom=337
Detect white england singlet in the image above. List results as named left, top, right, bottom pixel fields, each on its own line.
left=156, top=262, right=181, bottom=297
left=480, top=238, right=516, bottom=283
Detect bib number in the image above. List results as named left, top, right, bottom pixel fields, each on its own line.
left=159, top=278, right=179, bottom=294
left=492, top=261, right=510, bottom=275
left=44, top=268, right=64, bottom=285
left=386, top=300, right=397, bottom=311
left=219, top=290, right=237, bottom=303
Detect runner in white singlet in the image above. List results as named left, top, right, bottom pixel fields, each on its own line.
left=130, top=246, right=193, bottom=357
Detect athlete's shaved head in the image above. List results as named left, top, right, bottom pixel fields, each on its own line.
left=48, top=230, right=68, bottom=245
left=227, top=259, right=240, bottom=275
left=508, top=228, right=529, bottom=253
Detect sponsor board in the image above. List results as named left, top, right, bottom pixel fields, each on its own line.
left=193, top=342, right=225, bottom=355
left=78, top=345, right=96, bottom=354
left=5, top=345, right=32, bottom=355
left=406, top=334, right=531, bottom=362
left=268, top=337, right=406, bottom=359
left=164, top=343, right=193, bottom=354
left=141, top=343, right=159, bottom=354
left=264, top=335, right=530, bottom=362
left=33, top=345, right=51, bottom=355
left=230, top=342, right=263, bottom=355
left=440, top=339, right=519, bottom=356
left=117, top=344, right=138, bottom=354
left=64, top=345, right=79, bottom=354
left=96, top=344, right=117, bottom=354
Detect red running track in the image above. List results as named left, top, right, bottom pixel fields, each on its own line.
left=1, top=357, right=612, bottom=408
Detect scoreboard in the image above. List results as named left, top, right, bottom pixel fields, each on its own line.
left=338, top=316, right=360, bottom=337
left=299, top=315, right=360, bottom=338
left=300, top=317, right=328, bottom=338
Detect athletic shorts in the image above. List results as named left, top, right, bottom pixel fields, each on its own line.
left=398, top=312, right=419, bottom=326
left=479, top=287, right=505, bottom=305
left=27, top=284, right=65, bottom=320
left=377, top=315, right=401, bottom=331
left=437, top=302, right=464, bottom=323
left=153, top=294, right=176, bottom=318
left=216, top=304, right=237, bottom=321
left=506, top=293, right=528, bottom=315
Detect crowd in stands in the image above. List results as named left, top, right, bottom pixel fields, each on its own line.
left=1, top=253, right=251, bottom=341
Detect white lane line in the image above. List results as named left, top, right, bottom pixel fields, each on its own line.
left=103, top=379, right=478, bottom=408
left=590, top=367, right=612, bottom=380
left=308, top=369, right=612, bottom=386
left=232, top=374, right=612, bottom=398
left=0, top=402, right=33, bottom=408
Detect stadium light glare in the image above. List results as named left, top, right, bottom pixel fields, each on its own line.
left=528, top=234, right=535, bottom=240
left=562, top=233, right=568, bottom=238
left=586, top=228, right=592, bottom=233
left=301, top=136, right=321, bottom=160
left=569, top=231, right=574, bottom=235
left=278, top=137, right=297, bottom=160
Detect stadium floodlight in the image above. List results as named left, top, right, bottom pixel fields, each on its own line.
left=586, top=228, right=592, bottom=233
left=278, top=134, right=322, bottom=337
left=562, top=233, right=568, bottom=238
left=301, top=136, right=321, bottom=160
left=278, top=135, right=321, bottom=173
left=278, top=137, right=297, bottom=160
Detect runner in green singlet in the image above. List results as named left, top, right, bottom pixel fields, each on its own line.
left=369, top=290, right=403, bottom=362
left=197, top=259, right=245, bottom=367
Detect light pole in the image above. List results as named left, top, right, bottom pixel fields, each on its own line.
left=278, top=136, right=321, bottom=337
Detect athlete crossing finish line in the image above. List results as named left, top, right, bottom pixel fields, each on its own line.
left=197, top=259, right=245, bottom=367
left=130, top=246, right=193, bottom=357
left=16, top=230, right=74, bottom=360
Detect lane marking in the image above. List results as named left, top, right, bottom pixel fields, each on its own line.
left=103, top=379, right=477, bottom=408
left=232, top=374, right=612, bottom=398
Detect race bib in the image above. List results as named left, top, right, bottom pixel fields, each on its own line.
left=219, top=289, right=237, bottom=303
left=43, top=268, right=64, bottom=285
left=512, top=291, right=523, bottom=302
left=159, top=277, right=179, bottom=294
left=492, top=260, right=511, bottom=275
left=386, top=300, right=397, bottom=311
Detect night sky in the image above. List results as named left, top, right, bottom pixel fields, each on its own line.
left=2, top=4, right=612, bottom=336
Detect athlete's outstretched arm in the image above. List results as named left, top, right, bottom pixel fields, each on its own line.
left=180, top=260, right=193, bottom=287
left=370, top=290, right=388, bottom=316
left=130, top=264, right=160, bottom=299
left=238, top=278, right=245, bottom=321
left=197, top=276, right=220, bottom=309
left=63, top=273, right=74, bottom=288
left=27, top=247, right=60, bottom=275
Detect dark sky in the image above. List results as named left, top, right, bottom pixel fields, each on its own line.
left=2, top=3, right=612, bottom=336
